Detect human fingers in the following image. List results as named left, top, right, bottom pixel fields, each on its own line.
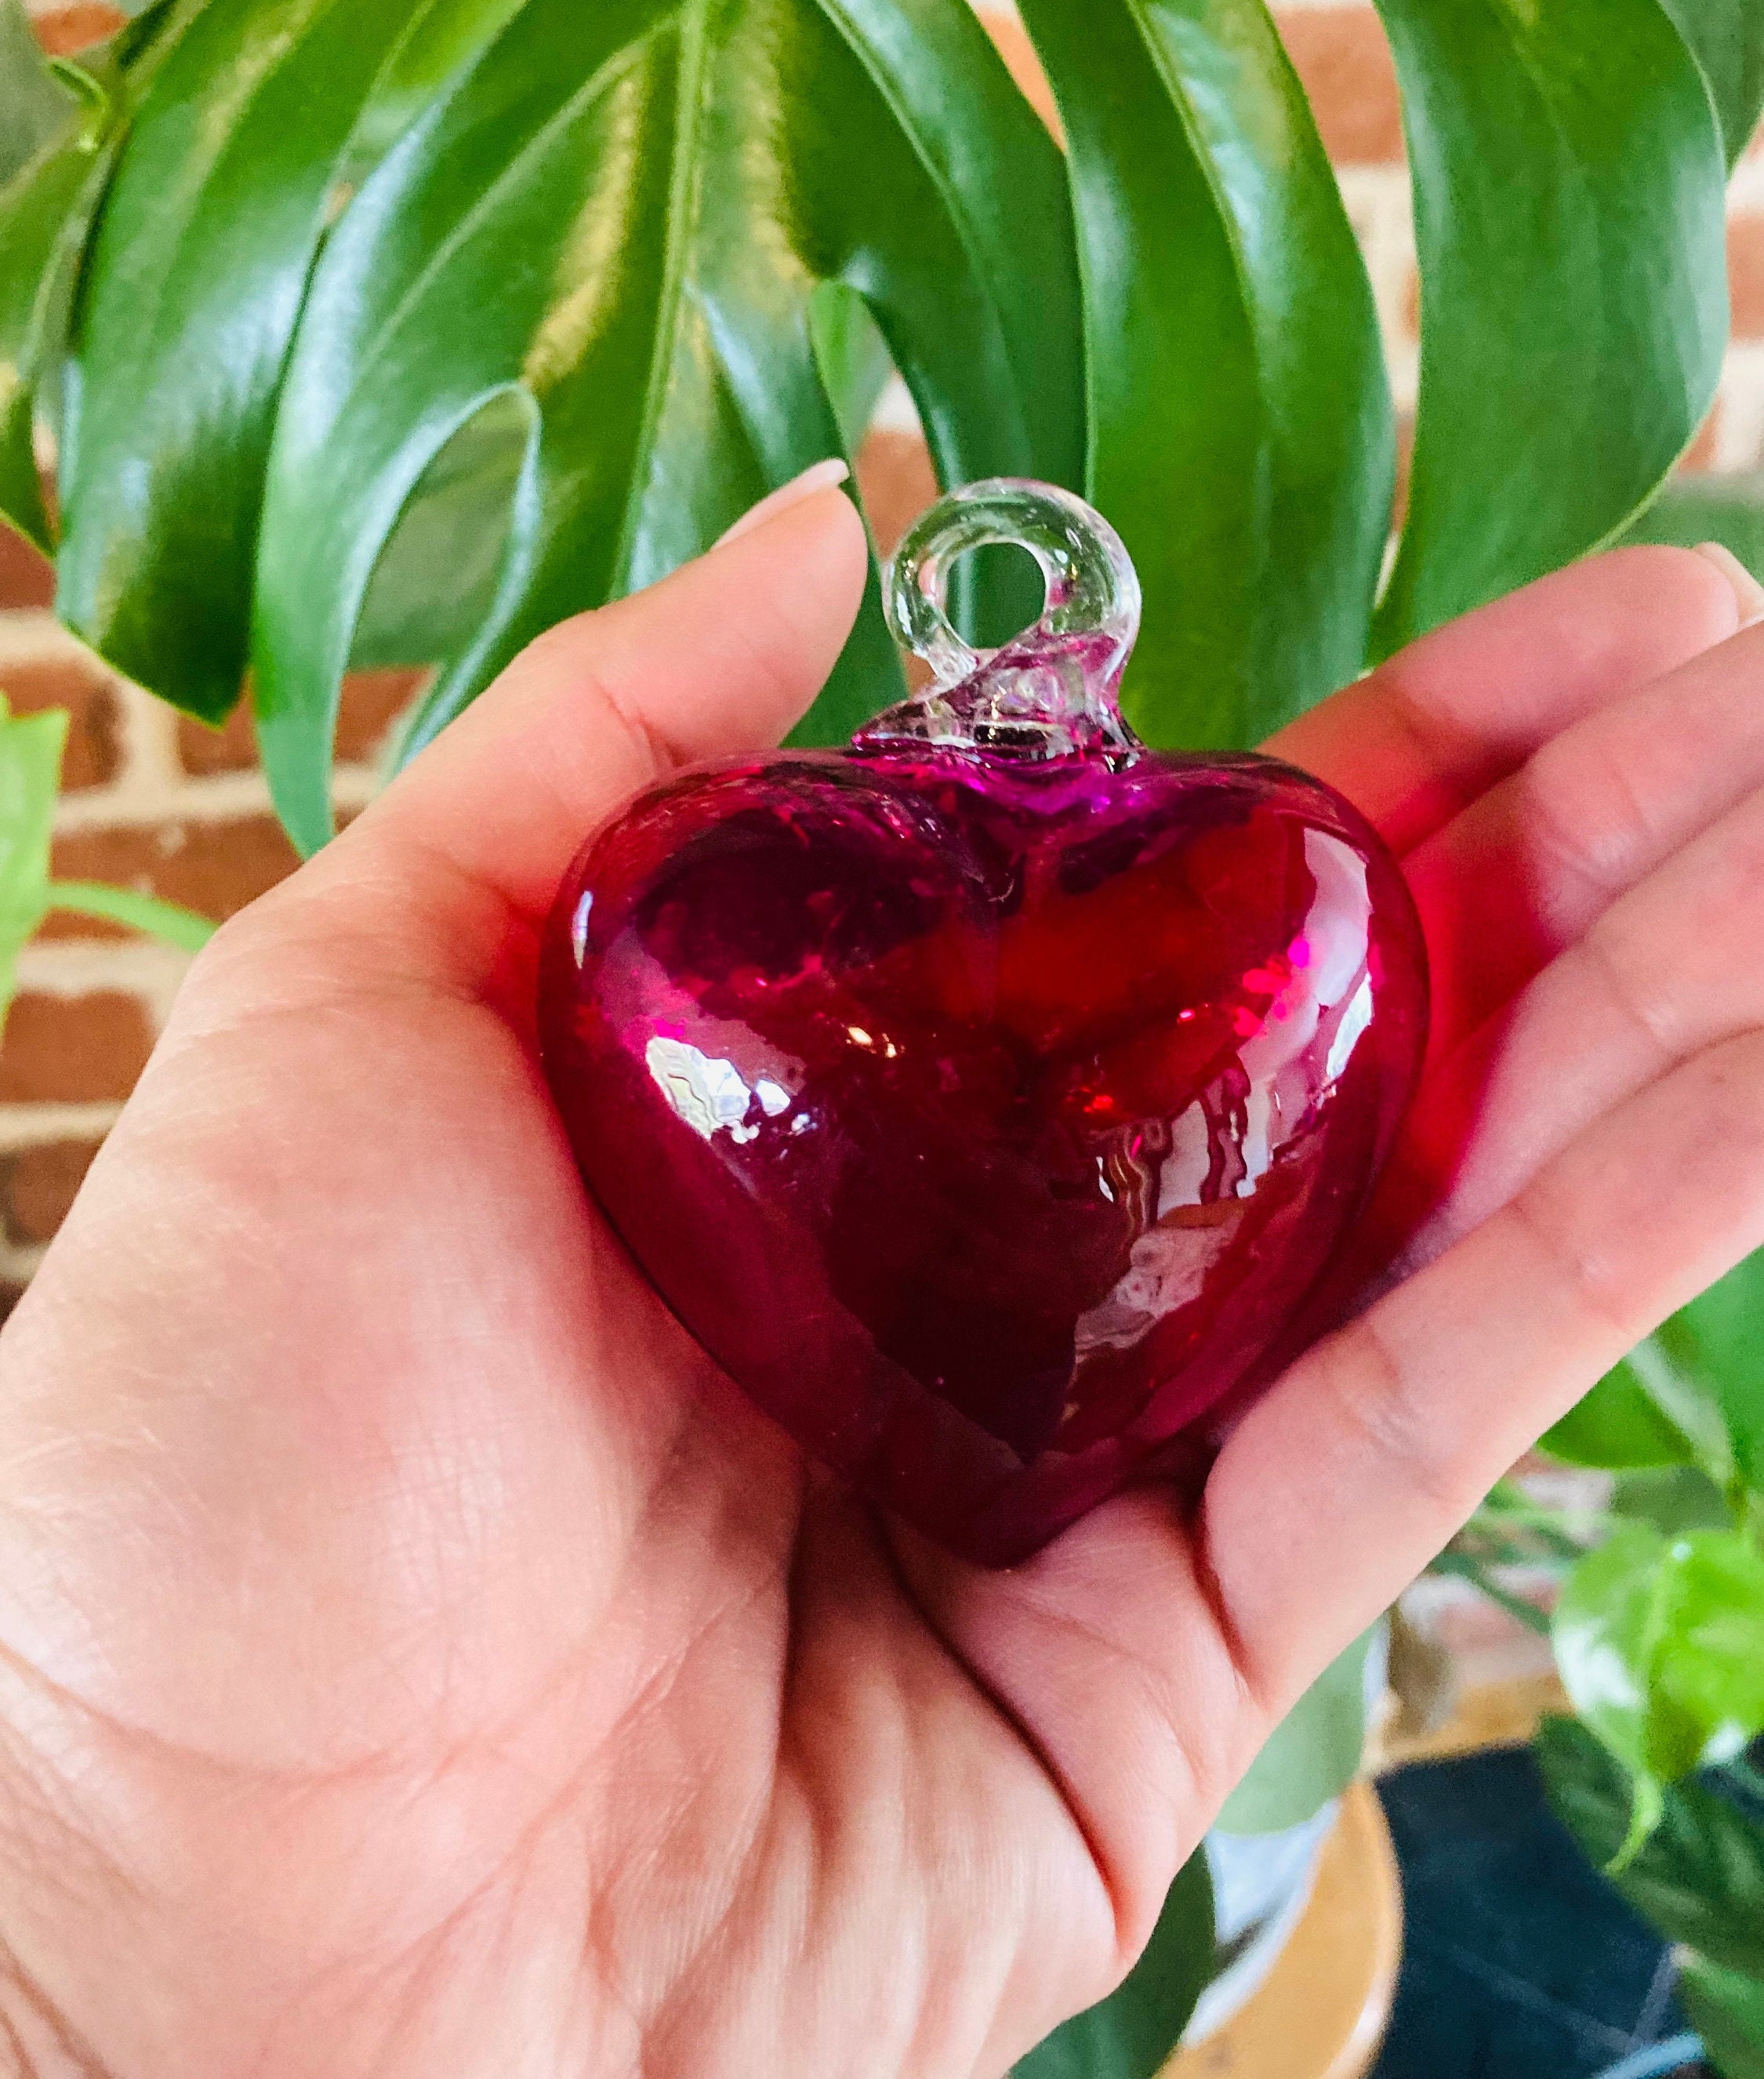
left=1403, top=618, right=1764, bottom=1052
left=325, top=467, right=869, bottom=923
left=1204, top=1022, right=1764, bottom=1715
left=1404, top=768, right=1764, bottom=1257
left=1265, top=545, right=1745, bottom=854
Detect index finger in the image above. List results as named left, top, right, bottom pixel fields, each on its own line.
left=1267, top=545, right=1746, bottom=854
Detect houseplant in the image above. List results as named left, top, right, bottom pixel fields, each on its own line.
left=1438, top=1246, right=1764, bottom=2078
left=2, top=0, right=1761, bottom=2067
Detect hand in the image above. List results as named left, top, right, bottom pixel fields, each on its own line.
left=0, top=477, right=1759, bottom=2079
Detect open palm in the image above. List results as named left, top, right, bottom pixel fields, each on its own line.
left=0, top=482, right=1761, bottom=2079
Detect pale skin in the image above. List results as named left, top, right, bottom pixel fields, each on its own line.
left=0, top=473, right=1762, bottom=2079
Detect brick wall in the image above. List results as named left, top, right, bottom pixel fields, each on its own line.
left=2, top=0, right=1761, bottom=1306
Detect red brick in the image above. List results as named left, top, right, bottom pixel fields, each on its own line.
left=31, top=4, right=124, bottom=55
left=1678, top=404, right=1722, bottom=474
left=0, top=523, right=54, bottom=611
left=975, top=6, right=1061, bottom=140
left=47, top=815, right=302, bottom=934
left=0, top=992, right=152, bottom=1103
left=0, top=1135, right=103, bottom=1245
left=1277, top=8, right=1404, bottom=165
left=856, top=429, right=938, bottom=561
left=1392, top=414, right=1414, bottom=534
left=1400, top=267, right=1421, bottom=346
left=1730, top=215, right=1764, bottom=339
left=0, top=651, right=120, bottom=789
left=336, top=667, right=426, bottom=763
left=176, top=702, right=255, bottom=778
left=177, top=668, right=426, bottom=778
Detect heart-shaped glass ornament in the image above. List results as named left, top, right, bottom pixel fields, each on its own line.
left=540, top=481, right=1428, bottom=1565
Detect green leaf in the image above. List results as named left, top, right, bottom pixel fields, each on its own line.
left=1538, top=1714, right=1764, bottom=1979
left=348, top=391, right=530, bottom=673
left=1680, top=1954, right=1764, bottom=2079
left=0, top=137, right=96, bottom=550
left=1541, top=1360, right=1698, bottom=1471
left=245, top=0, right=1083, bottom=852
left=0, top=0, right=78, bottom=190
left=1371, top=0, right=1729, bottom=656
left=810, top=281, right=897, bottom=463
left=1613, top=1467, right=1735, bottom=1538
left=1554, top=1526, right=1764, bottom=1856
left=0, top=0, right=235, bottom=556
left=1653, top=1251, right=1764, bottom=1497
left=0, top=696, right=64, bottom=1024
left=1017, top=0, right=1392, bottom=750
left=1217, top=1627, right=1375, bottom=1835
left=1621, top=473, right=1764, bottom=579
left=1011, top=1850, right=1214, bottom=2079
left=54, top=0, right=460, bottom=725
left=1429, top=1548, right=1555, bottom=1636
left=44, top=880, right=213, bottom=953
left=1657, top=0, right=1764, bottom=166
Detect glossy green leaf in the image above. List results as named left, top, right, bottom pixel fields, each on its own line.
left=1372, top=0, right=1729, bottom=655
left=0, top=135, right=95, bottom=550
left=347, top=393, right=529, bottom=673
left=54, top=0, right=458, bottom=724
left=1658, top=0, right=1764, bottom=165
left=1613, top=1467, right=1735, bottom=1538
left=810, top=281, right=897, bottom=463
left=0, top=696, right=64, bottom=1023
left=1538, top=1714, right=1764, bottom=1979
left=1018, top=0, right=1392, bottom=749
left=1653, top=1251, right=1764, bottom=1497
left=0, top=0, right=77, bottom=190
left=1681, top=1955, right=1764, bottom=2079
left=247, top=0, right=1083, bottom=852
left=1542, top=1361, right=1698, bottom=1472
left=0, top=1, right=183, bottom=550
left=1011, top=1850, right=1214, bottom=2079
left=1554, top=1526, right=1764, bottom=1858
left=1217, top=1627, right=1375, bottom=1836
left=1621, top=473, right=1764, bottom=579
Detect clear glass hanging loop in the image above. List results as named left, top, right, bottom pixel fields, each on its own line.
left=863, top=478, right=1143, bottom=759
left=884, top=478, right=1142, bottom=692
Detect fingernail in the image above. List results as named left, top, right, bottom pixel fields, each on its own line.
left=717, top=458, right=851, bottom=546
left=1693, top=540, right=1764, bottom=628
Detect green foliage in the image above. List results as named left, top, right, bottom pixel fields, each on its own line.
left=0, top=0, right=76, bottom=190
left=1657, top=1252, right=1764, bottom=1497
left=1016, top=0, right=1391, bottom=749
left=1541, top=1362, right=1699, bottom=1472
left=1682, top=1955, right=1764, bottom=2079
left=0, top=693, right=212, bottom=1025
left=1370, top=0, right=1728, bottom=656
left=0, top=1, right=209, bottom=552
left=1613, top=1467, right=1735, bottom=1538
left=1011, top=1852, right=1214, bottom=2079
left=1538, top=1715, right=1764, bottom=1979
left=1658, top=0, right=1764, bottom=167
left=0, top=0, right=1740, bottom=855
left=0, top=697, right=67, bottom=1018
left=1552, top=1526, right=1764, bottom=1861
left=1622, top=473, right=1764, bottom=579
left=1217, top=1628, right=1375, bottom=1836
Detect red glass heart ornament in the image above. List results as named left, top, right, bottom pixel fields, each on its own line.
left=540, top=482, right=1427, bottom=1565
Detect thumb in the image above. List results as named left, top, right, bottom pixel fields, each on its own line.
left=328, top=466, right=869, bottom=923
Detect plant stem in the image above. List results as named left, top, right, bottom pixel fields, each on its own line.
left=1429, top=1551, right=1553, bottom=1635
left=45, top=881, right=215, bottom=953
